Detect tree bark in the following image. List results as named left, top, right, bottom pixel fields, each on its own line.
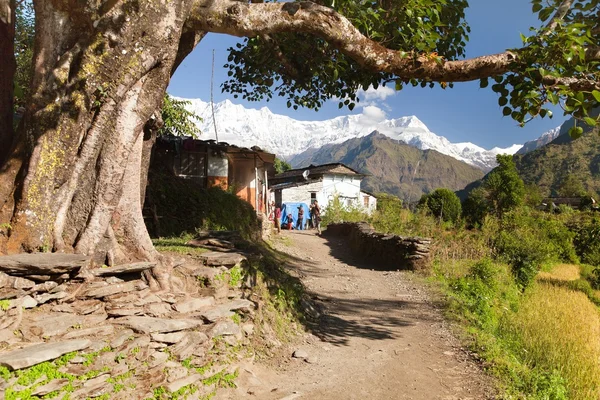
left=0, top=0, right=196, bottom=271
left=0, top=0, right=16, bottom=164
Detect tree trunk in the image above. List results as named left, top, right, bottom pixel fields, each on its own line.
left=0, top=0, right=16, bottom=164
left=0, top=0, right=199, bottom=283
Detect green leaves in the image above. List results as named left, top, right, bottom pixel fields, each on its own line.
left=159, top=95, right=202, bottom=138
left=221, top=0, right=470, bottom=111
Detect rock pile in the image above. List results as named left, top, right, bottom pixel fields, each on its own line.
left=0, top=247, right=259, bottom=398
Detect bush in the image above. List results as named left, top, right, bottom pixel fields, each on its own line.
left=419, top=188, right=462, bottom=224
left=573, top=218, right=600, bottom=266
left=493, top=209, right=578, bottom=288
left=371, top=193, right=406, bottom=234
left=321, top=194, right=368, bottom=226
left=462, top=187, right=489, bottom=227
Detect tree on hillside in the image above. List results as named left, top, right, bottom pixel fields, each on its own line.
left=419, top=188, right=462, bottom=223
left=1, top=0, right=599, bottom=289
left=557, top=174, right=587, bottom=197
left=462, top=187, right=489, bottom=227
left=274, top=158, right=292, bottom=174
left=485, top=154, right=526, bottom=217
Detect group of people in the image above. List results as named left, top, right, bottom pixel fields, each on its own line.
left=271, top=201, right=322, bottom=235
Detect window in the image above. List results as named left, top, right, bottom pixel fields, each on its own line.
left=311, top=192, right=317, bottom=204
left=177, top=152, right=206, bottom=178
left=363, top=196, right=369, bottom=207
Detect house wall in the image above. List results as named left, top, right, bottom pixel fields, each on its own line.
left=229, top=157, right=256, bottom=209
left=207, top=153, right=228, bottom=189
left=361, top=192, right=378, bottom=214
left=280, top=181, right=324, bottom=205
left=321, top=174, right=362, bottom=209
left=229, top=156, right=271, bottom=213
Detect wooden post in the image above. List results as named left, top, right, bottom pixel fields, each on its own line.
left=254, top=154, right=259, bottom=212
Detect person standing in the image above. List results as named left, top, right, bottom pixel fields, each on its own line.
left=274, top=204, right=282, bottom=234
left=313, top=200, right=322, bottom=235
left=296, top=206, right=304, bottom=230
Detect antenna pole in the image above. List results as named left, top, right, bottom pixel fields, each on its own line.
left=211, top=49, right=219, bottom=143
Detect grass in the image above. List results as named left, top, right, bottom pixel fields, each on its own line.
left=537, top=264, right=581, bottom=282
left=152, top=234, right=209, bottom=257
left=438, top=258, right=600, bottom=399
left=503, top=283, right=600, bottom=399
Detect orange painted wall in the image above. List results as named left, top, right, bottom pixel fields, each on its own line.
left=207, top=176, right=228, bottom=189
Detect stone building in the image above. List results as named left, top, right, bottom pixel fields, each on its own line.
left=270, top=163, right=377, bottom=213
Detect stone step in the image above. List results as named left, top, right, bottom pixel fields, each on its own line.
left=0, top=253, right=90, bottom=276
left=0, top=339, right=91, bottom=370
left=198, top=252, right=247, bottom=267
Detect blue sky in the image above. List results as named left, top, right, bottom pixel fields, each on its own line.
left=169, top=1, right=565, bottom=149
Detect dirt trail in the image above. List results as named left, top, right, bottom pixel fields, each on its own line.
left=218, top=230, right=493, bottom=400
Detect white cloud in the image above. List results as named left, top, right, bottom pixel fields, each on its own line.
left=357, top=85, right=396, bottom=102
left=357, top=106, right=387, bottom=127
left=362, top=105, right=386, bottom=121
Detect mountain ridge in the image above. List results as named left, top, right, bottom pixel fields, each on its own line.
left=180, top=97, right=523, bottom=171
left=289, top=131, right=485, bottom=201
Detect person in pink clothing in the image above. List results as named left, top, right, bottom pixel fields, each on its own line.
left=274, top=204, right=282, bottom=234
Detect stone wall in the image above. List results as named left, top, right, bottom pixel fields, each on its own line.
left=324, top=222, right=432, bottom=272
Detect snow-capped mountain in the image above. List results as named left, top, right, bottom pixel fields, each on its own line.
left=180, top=97, right=522, bottom=170
left=516, top=126, right=562, bottom=155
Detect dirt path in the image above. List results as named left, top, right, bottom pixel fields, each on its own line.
left=218, top=230, right=493, bottom=400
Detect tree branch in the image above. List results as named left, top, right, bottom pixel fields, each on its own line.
left=188, top=0, right=518, bottom=82
left=187, top=0, right=599, bottom=91
left=544, top=0, right=575, bottom=32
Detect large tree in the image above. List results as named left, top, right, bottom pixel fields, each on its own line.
left=0, top=0, right=599, bottom=288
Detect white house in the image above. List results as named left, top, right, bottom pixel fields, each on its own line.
left=270, top=163, right=377, bottom=213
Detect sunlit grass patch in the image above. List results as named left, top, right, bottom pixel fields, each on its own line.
left=153, top=234, right=209, bottom=256
left=503, top=283, right=600, bottom=399
left=538, top=263, right=581, bottom=282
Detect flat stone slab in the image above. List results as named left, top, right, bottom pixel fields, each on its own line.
left=26, top=313, right=107, bottom=338
left=0, top=339, right=91, bottom=370
left=0, top=253, right=90, bottom=276
left=200, top=299, right=254, bottom=323
left=167, top=374, right=202, bottom=393
left=210, top=321, right=242, bottom=339
left=170, top=332, right=209, bottom=360
left=174, top=297, right=215, bottom=314
left=112, top=316, right=202, bottom=334
left=83, top=280, right=147, bottom=298
left=32, top=378, right=70, bottom=396
left=91, top=262, right=155, bottom=277
left=198, top=252, right=246, bottom=267
left=150, top=331, right=187, bottom=344
left=63, top=324, right=114, bottom=339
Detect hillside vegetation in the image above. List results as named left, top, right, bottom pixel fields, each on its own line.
left=291, top=132, right=484, bottom=202
left=515, top=124, right=600, bottom=197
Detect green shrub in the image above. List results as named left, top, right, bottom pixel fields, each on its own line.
left=419, top=188, right=462, bottom=224
left=146, top=167, right=260, bottom=240
left=462, top=187, right=489, bottom=227
left=493, top=209, right=578, bottom=288
left=321, top=194, right=368, bottom=226
left=573, top=218, right=600, bottom=266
